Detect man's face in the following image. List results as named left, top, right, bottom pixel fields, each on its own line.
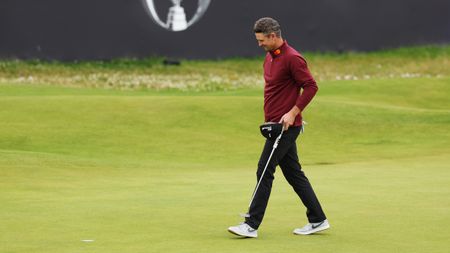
left=255, top=32, right=277, bottom=52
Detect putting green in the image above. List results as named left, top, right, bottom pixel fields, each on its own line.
left=1, top=77, right=449, bottom=253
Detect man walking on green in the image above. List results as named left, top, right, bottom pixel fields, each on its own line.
left=228, top=17, right=329, bottom=238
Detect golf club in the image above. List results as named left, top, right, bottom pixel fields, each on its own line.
left=240, top=125, right=285, bottom=218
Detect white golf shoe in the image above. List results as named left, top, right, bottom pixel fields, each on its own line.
left=228, top=222, right=258, bottom=238
left=293, top=219, right=330, bottom=235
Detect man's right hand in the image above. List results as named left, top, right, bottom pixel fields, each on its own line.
left=279, top=106, right=301, bottom=130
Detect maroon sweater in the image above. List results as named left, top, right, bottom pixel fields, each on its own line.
left=263, top=41, right=318, bottom=126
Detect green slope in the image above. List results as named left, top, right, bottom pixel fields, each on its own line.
left=0, top=76, right=449, bottom=253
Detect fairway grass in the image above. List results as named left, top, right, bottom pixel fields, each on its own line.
left=1, top=76, right=449, bottom=252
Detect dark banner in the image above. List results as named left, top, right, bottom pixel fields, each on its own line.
left=1, top=0, right=449, bottom=60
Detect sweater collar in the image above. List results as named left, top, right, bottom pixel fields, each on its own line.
left=269, top=41, right=288, bottom=58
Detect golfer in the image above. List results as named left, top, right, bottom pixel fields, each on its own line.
left=228, top=17, right=329, bottom=238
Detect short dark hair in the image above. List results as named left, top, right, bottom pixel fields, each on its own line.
left=253, top=17, right=281, bottom=37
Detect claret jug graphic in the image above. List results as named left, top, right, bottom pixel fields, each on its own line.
left=143, top=0, right=211, bottom=32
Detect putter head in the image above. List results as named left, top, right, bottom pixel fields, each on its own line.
left=260, top=122, right=283, bottom=140
left=240, top=213, right=250, bottom=218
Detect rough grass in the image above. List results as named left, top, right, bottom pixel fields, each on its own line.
left=1, top=45, right=449, bottom=91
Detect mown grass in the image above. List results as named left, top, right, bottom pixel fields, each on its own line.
left=1, top=78, right=449, bottom=253
left=0, top=46, right=449, bottom=253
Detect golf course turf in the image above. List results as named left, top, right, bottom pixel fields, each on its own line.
left=1, top=47, right=449, bottom=252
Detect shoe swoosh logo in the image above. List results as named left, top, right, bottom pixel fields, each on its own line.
left=311, top=221, right=324, bottom=229
left=247, top=228, right=255, bottom=232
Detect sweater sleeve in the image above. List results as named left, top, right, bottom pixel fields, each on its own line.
left=289, top=55, right=318, bottom=111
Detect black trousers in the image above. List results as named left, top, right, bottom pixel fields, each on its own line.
left=245, top=126, right=327, bottom=229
